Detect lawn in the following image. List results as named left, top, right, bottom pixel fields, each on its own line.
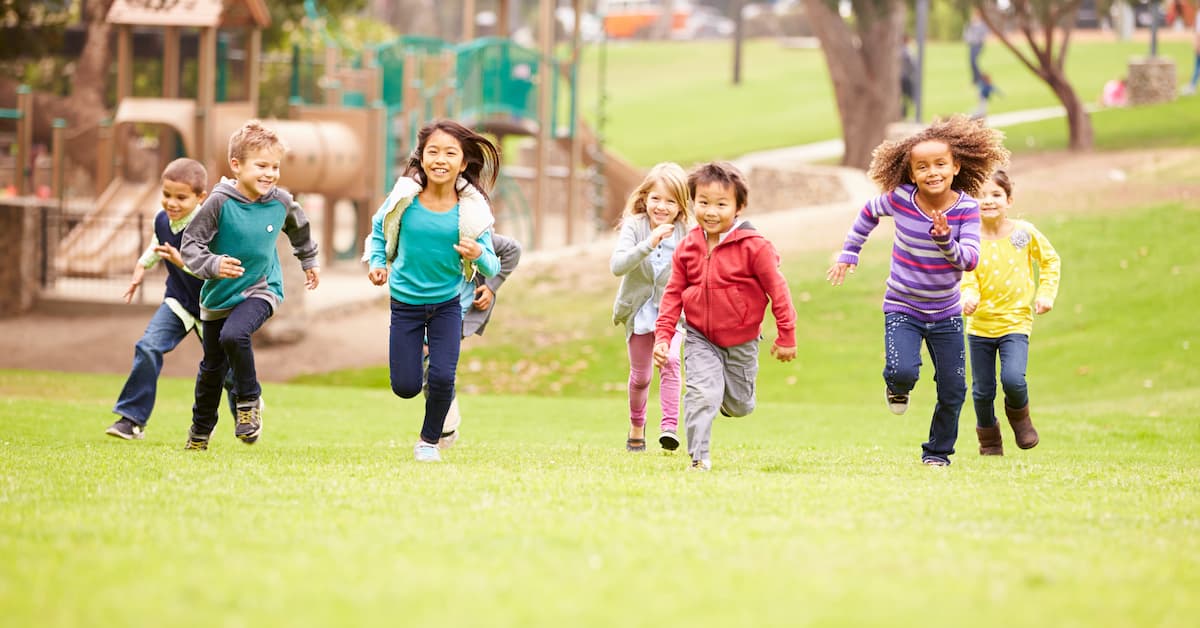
left=2, top=203, right=1197, bottom=627
left=577, top=37, right=1199, bottom=166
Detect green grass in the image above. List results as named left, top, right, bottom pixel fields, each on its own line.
left=578, top=38, right=1199, bottom=165
left=3, top=204, right=1198, bottom=626
left=1002, top=95, right=1200, bottom=153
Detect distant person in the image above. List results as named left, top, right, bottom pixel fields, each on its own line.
left=826, top=115, right=1009, bottom=467
left=1186, top=15, right=1200, bottom=95
left=653, top=162, right=797, bottom=471
left=973, top=72, right=1001, bottom=118
left=181, top=120, right=321, bottom=450
left=106, top=158, right=231, bottom=440
left=1102, top=76, right=1128, bottom=107
left=431, top=231, right=522, bottom=450
left=365, top=120, right=500, bottom=463
left=900, top=34, right=917, bottom=121
left=961, top=169, right=1060, bottom=456
left=610, top=162, right=692, bottom=453
left=964, top=8, right=989, bottom=85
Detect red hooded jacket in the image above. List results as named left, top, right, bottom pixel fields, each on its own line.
left=655, top=222, right=796, bottom=349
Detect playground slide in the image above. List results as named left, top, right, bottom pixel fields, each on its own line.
left=561, top=121, right=645, bottom=227
left=57, top=177, right=160, bottom=277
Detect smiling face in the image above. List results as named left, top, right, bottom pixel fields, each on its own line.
left=908, top=140, right=960, bottom=199
left=160, top=178, right=206, bottom=222
left=230, top=147, right=283, bottom=200
left=693, top=180, right=741, bottom=242
left=421, top=129, right=467, bottom=187
left=645, top=180, right=682, bottom=228
left=976, top=178, right=1012, bottom=224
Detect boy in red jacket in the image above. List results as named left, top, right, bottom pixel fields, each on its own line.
left=653, top=162, right=797, bottom=471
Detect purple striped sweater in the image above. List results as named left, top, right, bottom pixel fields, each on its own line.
left=837, top=184, right=981, bottom=322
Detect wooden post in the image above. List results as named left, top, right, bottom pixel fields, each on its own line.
left=162, top=25, right=180, bottom=164
left=117, top=25, right=133, bottom=101
left=15, top=86, right=33, bottom=196
left=533, top=0, right=555, bottom=249
left=51, top=119, right=66, bottom=199
left=499, top=0, right=511, bottom=38
left=196, top=27, right=218, bottom=168
left=96, top=119, right=114, bottom=192
left=324, top=46, right=341, bottom=106
left=402, top=52, right=419, bottom=146
left=463, top=0, right=477, bottom=41
left=246, top=28, right=262, bottom=112
left=566, top=0, right=584, bottom=245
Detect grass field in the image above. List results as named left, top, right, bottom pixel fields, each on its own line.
left=3, top=201, right=1197, bottom=627
left=577, top=37, right=1199, bottom=166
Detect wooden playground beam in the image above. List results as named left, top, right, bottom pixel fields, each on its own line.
left=462, top=0, right=476, bottom=41
left=565, top=0, right=583, bottom=246
left=533, top=0, right=554, bottom=250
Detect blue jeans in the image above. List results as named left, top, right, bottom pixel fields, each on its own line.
left=968, top=333, right=1030, bottom=428
left=112, top=303, right=194, bottom=425
left=883, top=312, right=967, bottom=462
left=390, top=297, right=462, bottom=445
left=191, top=297, right=273, bottom=435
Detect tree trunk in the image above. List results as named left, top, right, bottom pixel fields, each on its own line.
left=1047, top=70, right=1093, bottom=150
left=803, top=0, right=906, bottom=169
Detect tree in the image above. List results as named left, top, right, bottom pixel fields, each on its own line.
left=802, top=0, right=906, bottom=169
left=970, top=0, right=1093, bottom=150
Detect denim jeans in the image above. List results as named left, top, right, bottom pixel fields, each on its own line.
left=883, top=312, right=967, bottom=462
left=112, top=303, right=194, bottom=425
left=390, top=297, right=462, bottom=445
left=967, top=333, right=1030, bottom=428
left=191, top=297, right=273, bottom=435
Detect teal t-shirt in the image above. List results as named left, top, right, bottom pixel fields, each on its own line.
left=389, top=198, right=465, bottom=305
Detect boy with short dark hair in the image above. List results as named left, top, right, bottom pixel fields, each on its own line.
left=180, top=119, right=320, bottom=449
left=653, top=162, right=797, bottom=471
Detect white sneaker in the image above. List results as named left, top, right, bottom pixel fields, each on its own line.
left=689, top=459, right=712, bottom=471
left=414, top=441, right=442, bottom=462
left=886, top=389, right=909, bottom=415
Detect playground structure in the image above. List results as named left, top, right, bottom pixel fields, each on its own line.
left=49, top=0, right=638, bottom=281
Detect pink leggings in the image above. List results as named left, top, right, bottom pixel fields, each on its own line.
left=627, top=330, right=682, bottom=431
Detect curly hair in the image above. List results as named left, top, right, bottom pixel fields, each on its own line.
left=404, top=119, right=501, bottom=201
left=867, top=115, right=1009, bottom=197
left=620, top=162, right=692, bottom=228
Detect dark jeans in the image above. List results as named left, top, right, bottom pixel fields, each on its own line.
left=191, top=297, right=273, bottom=435
left=390, top=297, right=462, bottom=445
left=969, top=43, right=983, bottom=84
left=968, top=333, right=1030, bottom=428
left=883, top=312, right=966, bottom=462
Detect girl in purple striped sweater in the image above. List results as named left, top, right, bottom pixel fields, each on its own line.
left=827, top=116, right=1009, bottom=467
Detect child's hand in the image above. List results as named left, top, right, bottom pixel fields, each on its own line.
left=156, top=243, right=184, bottom=268
left=217, top=256, right=244, bottom=279
left=826, top=261, right=856, bottom=286
left=649, top=223, right=674, bottom=247
left=652, top=341, right=669, bottom=367
left=961, top=296, right=979, bottom=315
left=1034, top=298, right=1053, bottom=315
left=472, top=284, right=494, bottom=310
left=305, top=267, right=320, bottom=290
left=368, top=267, right=388, bottom=286
left=770, top=343, right=797, bottom=363
left=930, top=209, right=950, bottom=237
left=453, top=236, right=482, bottom=261
left=122, top=281, right=139, bottom=304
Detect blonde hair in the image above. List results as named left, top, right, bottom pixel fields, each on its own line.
left=621, top=162, right=691, bottom=227
left=228, top=119, right=287, bottom=163
left=867, top=114, right=1009, bottom=196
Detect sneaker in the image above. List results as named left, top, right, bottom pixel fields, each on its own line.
left=689, top=459, right=712, bottom=471
left=105, top=417, right=145, bottom=440
left=886, top=389, right=909, bottom=415
left=659, top=430, right=680, bottom=451
left=719, top=404, right=732, bottom=417
left=922, top=456, right=950, bottom=467
left=438, top=430, right=459, bottom=450
left=184, top=426, right=210, bottom=450
left=234, top=397, right=264, bottom=445
left=414, top=441, right=442, bottom=462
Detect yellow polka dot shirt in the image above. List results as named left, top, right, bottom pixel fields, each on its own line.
left=960, top=220, right=1061, bottom=337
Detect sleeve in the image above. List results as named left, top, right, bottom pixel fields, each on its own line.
left=181, top=194, right=226, bottom=280
left=278, top=191, right=320, bottom=270
left=931, top=202, right=981, bottom=271
left=654, top=247, right=688, bottom=347
left=471, top=230, right=500, bottom=278
left=483, top=233, right=522, bottom=293
left=1028, top=224, right=1061, bottom=305
left=137, top=234, right=161, bottom=269
left=836, top=193, right=891, bottom=265
left=366, top=201, right=389, bottom=270
left=754, top=241, right=797, bottom=348
left=610, top=219, right=653, bottom=276
left=960, top=267, right=980, bottom=304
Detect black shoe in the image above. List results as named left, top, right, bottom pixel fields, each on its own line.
left=105, top=417, right=145, bottom=440
left=886, top=389, right=909, bottom=415
left=719, top=404, right=731, bottom=417
left=184, top=426, right=210, bottom=450
left=659, top=430, right=680, bottom=451
left=235, top=397, right=264, bottom=444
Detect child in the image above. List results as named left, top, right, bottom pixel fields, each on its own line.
left=107, top=158, right=223, bottom=439
left=181, top=120, right=321, bottom=450
left=365, top=119, right=501, bottom=463
left=826, top=115, right=1009, bottom=467
left=972, top=72, right=1001, bottom=119
left=653, top=162, right=797, bottom=471
left=611, top=162, right=692, bottom=452
left=961, top=169, right=1060, bottom=455
left=432, top=231, right=522, bottom=449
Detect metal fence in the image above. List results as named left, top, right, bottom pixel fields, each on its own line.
left=36, top=204, right=168, bottom=304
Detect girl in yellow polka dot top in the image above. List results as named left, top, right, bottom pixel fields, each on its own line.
left=960, top=169, right=1060, bottom=456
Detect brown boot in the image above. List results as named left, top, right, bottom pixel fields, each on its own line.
left=976, top=425, right=1004, bottom=455
left=1005, top=403, right=1039, bottom=449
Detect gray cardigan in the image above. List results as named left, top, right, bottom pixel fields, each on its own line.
left=610, top=214, right=688, bottom=339
left=463, top=232, right=522, bottom=337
